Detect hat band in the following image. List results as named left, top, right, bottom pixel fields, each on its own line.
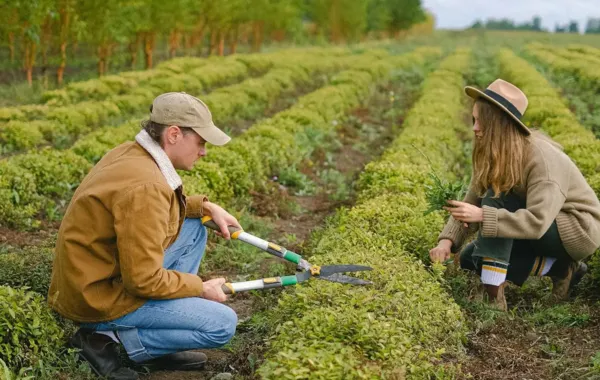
left=484, top=89, right=523, bottom=120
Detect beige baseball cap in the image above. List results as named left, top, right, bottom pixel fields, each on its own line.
left=150, top=92, right=231, bottom=146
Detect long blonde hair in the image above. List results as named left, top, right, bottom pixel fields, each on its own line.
left=472, top=99, right=530, bottom=197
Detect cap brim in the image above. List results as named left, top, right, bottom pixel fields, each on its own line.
left=193, top=122, right=231, bottom=146
left=465, top=86, right=531, bottom=136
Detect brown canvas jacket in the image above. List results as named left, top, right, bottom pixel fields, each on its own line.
left=48, top=137, right=208, bottom=323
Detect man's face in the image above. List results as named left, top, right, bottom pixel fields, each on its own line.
left=165, top=127, right=207, bottom=170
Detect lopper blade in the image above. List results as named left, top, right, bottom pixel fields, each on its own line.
left=320, top=273, right=372, bottom=285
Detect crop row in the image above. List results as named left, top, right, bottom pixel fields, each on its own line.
left=0, top=47, right=443, bottom=377
left=0, top=48, right=350, bottom=155
left=524, top=43, right=600, bottom=91
left=497, top=48, right=600, bottom=285
left=257, top=49, right=471, bottom=379
left=0, top=49, right=435, bottom=230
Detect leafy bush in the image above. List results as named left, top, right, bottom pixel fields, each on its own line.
left=0, top=248, right=54, bottom=296
left=0, top=286, right=64, bottom=374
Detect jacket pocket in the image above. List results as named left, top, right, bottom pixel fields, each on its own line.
left=166, top=220, right=179, bottom=237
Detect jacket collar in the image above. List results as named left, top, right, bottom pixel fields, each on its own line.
left=135, top=129, right=182, bottom=190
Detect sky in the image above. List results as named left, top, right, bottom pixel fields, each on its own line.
left=422, top=0, right=600, bottom=31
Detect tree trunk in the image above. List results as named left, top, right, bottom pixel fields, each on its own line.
left=129, top=33, right=141, bottom=69
left=105, top=43, right=114, bottom=73
left=57, top=1, right=72, bottom=86
left=97, top=45, right=105, bottom=76
left=191, top=21, right=205, bottom=55
left=57, top=41, right=67, bottom=86
left=217, top=30, right=225, bottom=56
left=144, top=32, right=155, bottom=69
left=169, top=29, right=180, bottom=58
left=8, top=32, right=15, bottom=63
left=24, top=41, right=36, bottom=87
left=41, top=18, right=52, bottom=69
left=229, top=27, right=239, bottom=54
left=209, top=30, right=217, bottom=55
left=184, top=33, right=193, bottom=56
left=252, top=21, right=264, bottom=52
left=329, top=0, right=342, bottom=43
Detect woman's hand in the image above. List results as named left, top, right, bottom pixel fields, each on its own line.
left=429, top=239, right=453, bottom=263
left=443, top=200, right=483, bottom=224
left=203, top=201, right=242, bottom=240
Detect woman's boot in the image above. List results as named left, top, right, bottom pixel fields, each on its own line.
left=484, top=282, right=508, bottom=311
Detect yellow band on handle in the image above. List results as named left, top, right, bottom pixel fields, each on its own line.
left=222, top=283, right=235, bottom=295
left=202, top=216, right=243, bottom=239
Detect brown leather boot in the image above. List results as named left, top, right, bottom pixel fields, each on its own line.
left=551, top=261, right=587, bottom=300
left=484, top=282, right=508, bottom=311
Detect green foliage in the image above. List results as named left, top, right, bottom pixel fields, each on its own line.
left=424, top=171, right=466, bottom=215
left=277, top=167, right=317, bottom=196
left=0, top=286, right=64, bottom=375
left=524, top=303, right=591, bottom=327
left=0, top=121, right=45, bottom=153
left=9, top=149, right=91, bottom=198
left=258, top=49, right=468, bottom=379
left=0, top=248, right=54, bottom=296
left=591, top=351, right=600, bottom=372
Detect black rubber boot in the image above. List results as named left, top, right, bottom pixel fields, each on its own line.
left=69, top=329, right=139, bottom=379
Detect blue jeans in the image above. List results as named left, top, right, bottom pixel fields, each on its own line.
left=82, top=218, right=238, bottom=363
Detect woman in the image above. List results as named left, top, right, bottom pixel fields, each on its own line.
left=429, top=79, right=600, bottom=311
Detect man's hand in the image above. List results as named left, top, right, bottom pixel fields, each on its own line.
left=203, top=201, right=242, bottom=240
left=202, top=278, right=228, bottom=302
left=429, top=239, right=453, bottom=263
left=443, top=200, right=483, bottom=225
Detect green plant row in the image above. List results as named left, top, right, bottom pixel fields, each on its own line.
left=256, top=49, right=471, bottom=380
left=0, top=48, right=351, bottom=155
left=0, top=47, right=442, bottom=378
left=497, top=48, right=600, bottom=288
left=524, top=43, right=600, bottom=91
left=566, top=44, right=600, bottom=57
left=180, top=47, right=442, bottom=207
left=61, top=51, right=367, bottom=164
left=499, top=49, right=600, bottom=192
left=0, top=57, right=250, bottom=154
left=0, top=49, right=433, bottom=230
left=63, top=52, right=371, bottom=163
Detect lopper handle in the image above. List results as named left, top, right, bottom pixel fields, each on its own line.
left=202, top=216, right=243, bottom=238
left=220, top=276, right=299, bottom=294
left=202, top=216, right=309, bottom=269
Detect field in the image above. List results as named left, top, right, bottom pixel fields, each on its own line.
left=2, top=29, right=600, bottom=380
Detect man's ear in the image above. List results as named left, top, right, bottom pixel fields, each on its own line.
left=165, top=125, right=181, bottom=144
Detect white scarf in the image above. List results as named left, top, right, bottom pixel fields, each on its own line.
left=135, top=129, right=182, bottom=190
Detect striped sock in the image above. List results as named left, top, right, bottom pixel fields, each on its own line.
left=529, top=256, right=557, bottom=277
left=480, top=257, right=508, bottom=286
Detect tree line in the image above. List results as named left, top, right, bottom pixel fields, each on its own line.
left=0, top=0, right=428, bottom=86
left=470, top=16, right=600, bottom=35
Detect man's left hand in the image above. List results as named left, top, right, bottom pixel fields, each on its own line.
left=203, top=201, right=242, bottom=240
left=443, top=200, right=483, bottom=224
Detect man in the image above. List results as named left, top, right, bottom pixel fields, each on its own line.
left=48, top=92, right=241, bottom=379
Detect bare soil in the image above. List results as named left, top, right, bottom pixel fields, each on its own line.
left=461, top=308, right=600, bottom=380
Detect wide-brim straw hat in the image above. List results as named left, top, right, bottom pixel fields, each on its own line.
left=465, top=79, right=530, bottom=136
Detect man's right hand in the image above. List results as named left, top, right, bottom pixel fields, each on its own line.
left=429, top=239, right=453, bottom=263
left=202, top=278, right=228, bottom=302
